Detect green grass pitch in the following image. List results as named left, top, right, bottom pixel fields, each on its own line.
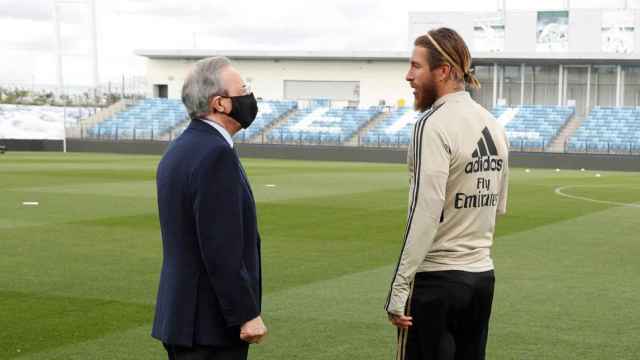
left=1, top=152, right=639, bottom=359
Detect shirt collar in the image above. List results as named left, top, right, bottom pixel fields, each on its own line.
left=433, top=90, right=470, bottom=108
left=201, top=119, right=234, bottom=148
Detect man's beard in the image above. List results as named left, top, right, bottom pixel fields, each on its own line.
left=414, top=80, right=438, bottom=112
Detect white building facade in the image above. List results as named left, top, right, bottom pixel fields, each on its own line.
left=136, top=8, right=640, bottom=116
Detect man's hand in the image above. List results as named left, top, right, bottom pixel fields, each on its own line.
left=388, top=312, right=413, bottom=329
left=240, top=316, right=268, bottom=344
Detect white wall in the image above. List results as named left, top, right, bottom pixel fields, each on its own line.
left=409, top=9, right=640, bottom=59
left=409, top=12, right=474, bottom=47
left=142, top=9, right=640, bottom=107
left=569, top=9, right=602, bottom=54
left=144, top=58, right=194, bottom=100
left=144, top=58, right=414, bottom=107
left=505, top=11, right=537, bottom=53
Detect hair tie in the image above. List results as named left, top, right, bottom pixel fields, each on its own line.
left=424, top=32, right=464, bottom=76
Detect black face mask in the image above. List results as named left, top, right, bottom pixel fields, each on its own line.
left=224, top=93, right=258, bottom=129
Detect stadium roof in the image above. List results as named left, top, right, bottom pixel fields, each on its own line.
left=135, top=49, right=640, bottom=65
left=134, top=49, right=411, bottom=62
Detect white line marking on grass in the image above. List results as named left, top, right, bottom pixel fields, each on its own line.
left=554, top=184, right=640, bottom=208
left=22, top=201, right=39, bottom=206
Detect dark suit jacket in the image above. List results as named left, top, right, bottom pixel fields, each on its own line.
left=152, top=119, right=262, bottom=347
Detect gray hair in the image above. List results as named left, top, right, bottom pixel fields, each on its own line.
left=181, top=56, right=232, bottom=119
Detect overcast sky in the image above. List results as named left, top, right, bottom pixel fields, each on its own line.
left=0, top=0, right=633, bottom=88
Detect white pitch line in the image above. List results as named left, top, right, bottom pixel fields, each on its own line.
left=554, top=184, right=640, bottom=208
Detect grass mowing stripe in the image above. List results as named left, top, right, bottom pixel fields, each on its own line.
left=0, top=291, right=152, bottom=359
left=1, top=152, right=639, bottom=359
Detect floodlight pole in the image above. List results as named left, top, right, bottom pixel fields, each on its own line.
left=52, top=0, right=100, bottom=96
left=52, top=0, right=64, bottom=95
left=88, top=0, right=99, bottom=93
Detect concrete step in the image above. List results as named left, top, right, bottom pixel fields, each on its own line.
left=547, top=114, right=584, bottom=152
left=346, top=110, right=390, bottom=146
left=249, top=107, right=299, bottom=143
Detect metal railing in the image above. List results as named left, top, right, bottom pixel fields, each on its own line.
left=66, top=125, right=180, bottom=142
left=563, top=140, right=640, bottom=155
left=67, top=125, right=640, bottom=155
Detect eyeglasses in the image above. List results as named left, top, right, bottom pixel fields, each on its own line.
left=241, top=83, right=252, bottom=96
left=209, top=84, right=252, bottom=103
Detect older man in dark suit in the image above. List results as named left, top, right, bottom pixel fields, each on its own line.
left=153, top=56, right=267, bottom=360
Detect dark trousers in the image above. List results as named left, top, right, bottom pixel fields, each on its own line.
left=397, top=270, right=495, bottom=360
left=163, top=343, right=249, bottom=360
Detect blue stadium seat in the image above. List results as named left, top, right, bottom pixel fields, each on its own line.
left=360, top=108, right=421, bottom=146
left=235, top=100, right=297, bottom=142
left=88, top=98, right=188, bottom=140
left=361, top=105, right=573, bottom=148
left=265, top=105, right=381, bottom=145
left=568, top=107, right=640, bottom=152
left=492, top=105, right=574, bottom=150
left=88, top=99, right=297, bottom=141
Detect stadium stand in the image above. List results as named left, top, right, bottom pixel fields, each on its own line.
left=492, top=105, right=575, bottom=149
left=0, top=104, right=94, bottom=140
left=23, top=96, right=634, bottom=156
left=89, top=98, right=187, bottom=140
left=89, top=98, right=297, bottom=141
left=568, top=107, right=640, bottom=153
left=265, top=106, right=381, bottom=144
left=361, top=107, right=422, bottom=146
left=235, top=100, right=297, bottom=141
left=324, top=104, right=576, bottom=149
